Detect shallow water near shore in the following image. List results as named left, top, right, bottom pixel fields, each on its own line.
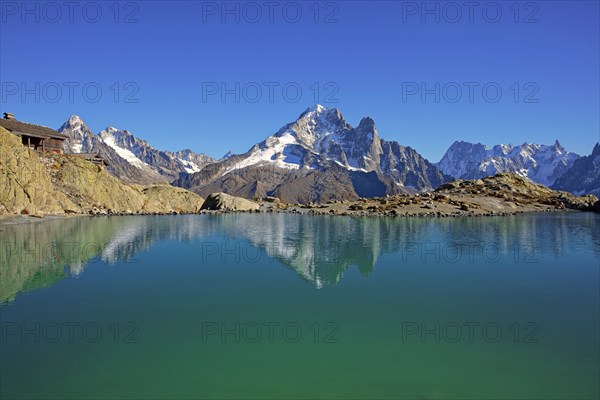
left=1, top=213, right=599, bottom=399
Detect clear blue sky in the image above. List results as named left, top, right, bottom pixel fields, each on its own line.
left=1, top=0, right=598, bottom=161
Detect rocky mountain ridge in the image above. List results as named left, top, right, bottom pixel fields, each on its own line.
left=59, top=115, right=214, bottom=184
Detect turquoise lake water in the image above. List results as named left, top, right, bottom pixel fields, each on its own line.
left=1, top=213, right=599, bottom=399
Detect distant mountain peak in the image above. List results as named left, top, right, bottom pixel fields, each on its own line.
left=297, top=104, right=344, bottom=124
left=450, top=140, right=486, bottom=148
left=302, top=104, right=327, bottom=114
left=102, top=126, right=128, bottom=135
left=60, top=115, right=89, bottom=132
left=358, top=116, right=375, bottom=129
left=551, top=139, right=566, bottom=154
left=67, top=114, right=84, bottom=124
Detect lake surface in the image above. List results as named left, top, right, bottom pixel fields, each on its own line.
left=1, top=213, right=599, bottom=399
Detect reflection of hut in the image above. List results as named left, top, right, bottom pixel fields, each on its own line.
left=0, top=112, right=65, bottom=153
left=69, top=153, right=109, bottom=166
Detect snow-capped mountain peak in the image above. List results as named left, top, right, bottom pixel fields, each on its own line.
left=60, top=115, right=95, bottom=154
left=222, top=105, right=359, bottom=175
left=103, top=126, right=119, bottom=135
left=66, top=114, right=84, bottom=126
left=99, top=126, right=137, bottom=143
left=189, top=105, right=449, bottom=198
left=281, top=104, right=350, bottom=150
left=60, top=115, right=88, bottom=134
left=300, top=103, right=327, bottom=116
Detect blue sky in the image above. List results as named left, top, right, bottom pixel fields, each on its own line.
left=1, top=0, right=598, bottom=161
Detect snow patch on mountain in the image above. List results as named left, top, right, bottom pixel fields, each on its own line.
left=223, top=132, right=304, bottom=175
left=101, top=133, right=149, bottom=169
left=179, top=159, right=201, bottom=174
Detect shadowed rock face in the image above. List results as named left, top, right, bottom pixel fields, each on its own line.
left=552, top=143, right=600, bottom=197
left=175, top=105, right=451, bottom=201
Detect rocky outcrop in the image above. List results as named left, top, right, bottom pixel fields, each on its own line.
left=253, top=173, right=599, bottom=217
left=200, top=192, right=260, bottom=211
left=0, top=126, right=78, bottom=215
left=0, top=126, right=204, bottom=216
left=434, top=173, right=598, bottom=211
left=141, top=185, right=205, bottom=213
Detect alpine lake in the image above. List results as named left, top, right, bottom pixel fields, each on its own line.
left=1, top=213, right=599, bottom=399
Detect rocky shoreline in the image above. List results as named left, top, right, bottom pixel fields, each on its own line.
left=201, top=173, right=600, bottom=217
left=3, top=174, right=598, bottom=226
left=251, top=173, right=600, bottom=218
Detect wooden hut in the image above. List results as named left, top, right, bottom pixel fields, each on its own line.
left=0, top=112, right=65, bottom=153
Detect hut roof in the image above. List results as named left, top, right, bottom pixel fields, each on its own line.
left=0, top=118, right=65, bottom=140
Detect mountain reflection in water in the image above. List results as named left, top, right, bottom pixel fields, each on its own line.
left=1, top=213, right=599, bottom=303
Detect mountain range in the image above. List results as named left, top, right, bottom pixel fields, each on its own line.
left=57, top=106, right=599, bottom=199
left=436, top=140, right=579, bottom=187
left=59, top=116, right=214, bottom=184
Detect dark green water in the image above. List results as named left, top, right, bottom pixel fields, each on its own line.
left=1, top=213, right=599, bottom=399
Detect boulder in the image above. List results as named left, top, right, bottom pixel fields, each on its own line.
left=142, top=185, right=204, bottom=213
left=201, top=192, right=260, bottom=211
left=436, top=180, right=463, bottom=191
